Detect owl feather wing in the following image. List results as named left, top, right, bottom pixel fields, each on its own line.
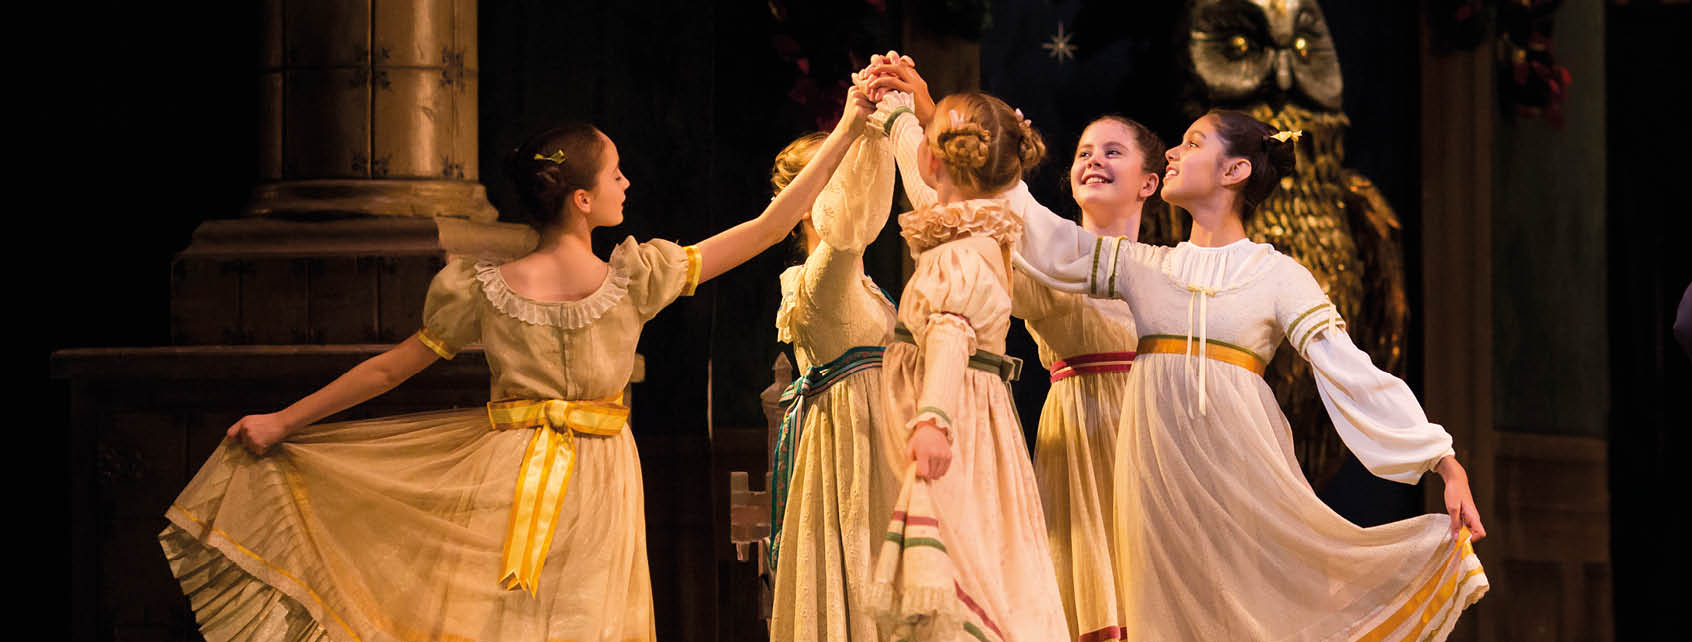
left=1341, top=171, right=1409, bottom=377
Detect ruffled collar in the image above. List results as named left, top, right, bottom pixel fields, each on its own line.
left=897, top=198, right=1023, bottom=257
left=775, top=264, right=892, bottom=344
left=474, top=243, right=634, bottom=330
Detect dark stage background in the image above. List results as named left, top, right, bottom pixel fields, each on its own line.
left=53, top=1, right=1688, bottom=640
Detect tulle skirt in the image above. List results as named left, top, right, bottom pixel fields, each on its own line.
left=1112, top=355, right=1486, bottom=641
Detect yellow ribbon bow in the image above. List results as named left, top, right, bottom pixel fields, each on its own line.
left=485, top=393, right=629, bottom=595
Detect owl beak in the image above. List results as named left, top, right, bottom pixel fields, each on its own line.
left=1275, top=49, right=1295, bottom=92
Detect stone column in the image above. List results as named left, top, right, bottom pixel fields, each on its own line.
left=250, top=0, right=495, bottom=220
left=172, top=0, right=504, bottom=346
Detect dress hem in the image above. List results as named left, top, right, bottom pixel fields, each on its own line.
left=161, top=504, right=353, bottom=642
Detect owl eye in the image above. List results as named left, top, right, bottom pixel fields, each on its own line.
left=1229, top=34, right=1253, bottom=58
left=1294, top=36, right=1310, bottom=59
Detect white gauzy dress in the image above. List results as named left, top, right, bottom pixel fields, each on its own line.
left=769, top=127, right=902, bottom=642
left=1014, top=199, right=1488, bottom=641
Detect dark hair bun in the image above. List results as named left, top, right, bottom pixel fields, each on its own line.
left=505, top=123, right=606, bottom=232
left=1264, top=135, right=1297, bottom=177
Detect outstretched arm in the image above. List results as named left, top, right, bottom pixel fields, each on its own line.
left=694, top=87, right=874, bottom=284
left=227, top=336, right=440, bottom=454
left=1301, top=326, right=1485, bottom=541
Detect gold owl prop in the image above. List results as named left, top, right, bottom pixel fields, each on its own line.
left=1159, top=0, right=1410, bottom=487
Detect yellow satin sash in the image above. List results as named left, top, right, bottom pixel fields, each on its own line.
left=485, top=393, right=629, bottom=595
left=1136, top=334, right=1269, bottom=376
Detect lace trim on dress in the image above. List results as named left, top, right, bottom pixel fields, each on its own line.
left=898, top=198, right=1023, bottom=256
left=474, top=243, right=634, bottom=330
left=775, top=265, right=804, bottom=344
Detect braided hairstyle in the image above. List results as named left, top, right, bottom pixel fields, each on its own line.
left=926, top=92, right=1046, bottom=197
left=503, top=122, right=607, bottom=232
left=1206, top=110, right=1297, bottom=223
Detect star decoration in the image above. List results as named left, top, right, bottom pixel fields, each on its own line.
left=1042, top=21, right=1076, bottom=63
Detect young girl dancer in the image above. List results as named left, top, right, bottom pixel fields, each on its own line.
left=867, top=90, right=1068, bottom=641
left=160, top=89, right=872, bottom=642
left=1014, top=109, right=1489, bottom=641
left=765, top=121, right=902, bottom=641
left=865, top=54, right=1162, bottom=641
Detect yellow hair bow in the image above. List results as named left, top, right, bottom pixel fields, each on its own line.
left=1269, top=130, right=1303, bottom=143
left=533, top=150, right=567, bottom=164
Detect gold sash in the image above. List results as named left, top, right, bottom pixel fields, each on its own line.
left=485, top=394, right=629, bottom=595
left=1136, top=334, right=1268, bottom=376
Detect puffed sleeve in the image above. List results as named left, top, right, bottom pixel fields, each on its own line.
left=793, top=129, right=897, bottom=336
left=618, top=236, right=702, bottom=321
left=1274, top=260, right=1348, bottom=356
left=900, top=241, right=1012, bottom=441
left=811, top=130, right=896, bottom=253
left=874, top=91, right=940, bottom=211
left=1276, top=261, right=1455, bottom=483
left=416, top=257, right=483, bottom=359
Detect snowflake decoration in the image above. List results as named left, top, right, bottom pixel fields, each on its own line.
left=1043, top=21, right=1076, bottom=63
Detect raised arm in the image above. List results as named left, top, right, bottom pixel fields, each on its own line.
left=694, top=88, right=874, bottom=284
left=800, top=130, right=897, bottom=314
left=873, top=91, right=940, bottom=210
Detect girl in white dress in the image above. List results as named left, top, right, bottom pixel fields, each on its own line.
left=161, top=89, right=873, bottom=642
left=867, top=89, right=1069, bottom=642
left=1014, top=109, right=1489, bottom=641
left=765, top=121, right=903, bottom=641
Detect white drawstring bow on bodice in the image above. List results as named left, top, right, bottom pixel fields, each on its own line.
left=1180, top=252, right=1227, bottom=417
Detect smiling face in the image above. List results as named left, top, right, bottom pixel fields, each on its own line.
left=1070, top=119, right=1158, bottom=211
left=1161, top=114, right=1250, bottom=210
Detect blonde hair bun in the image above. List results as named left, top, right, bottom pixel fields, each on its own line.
left=937, top=124, right=992, bottom=169
left=925, top=92, right=1045, bottom=196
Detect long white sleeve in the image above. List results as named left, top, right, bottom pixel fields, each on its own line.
left=1004, top=181, right=1103, bottom=296
left=1305, top=327, right=1455, bottom=484
left=875, top=92, right=941, bottom=211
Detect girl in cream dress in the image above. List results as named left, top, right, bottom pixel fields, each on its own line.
left=1014, top=110, right=1490, bottom=642
left=864, top=53, right=1169, bottom=640
left=764, top=121, right=902, bottom=641
left=865, top=90, right=1068, bottom=642
left=161, top=89, right=873, bottom=642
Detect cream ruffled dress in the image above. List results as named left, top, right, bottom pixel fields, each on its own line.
left=876, top=196, right=1069, bottom=642
left=768, top=128, right=903, bottom=642
left=880, top=91, right=1138, bottom=641
left=1015, top=197, right=1488, bottom=642
left=160, top=237, right=701, bottom=642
